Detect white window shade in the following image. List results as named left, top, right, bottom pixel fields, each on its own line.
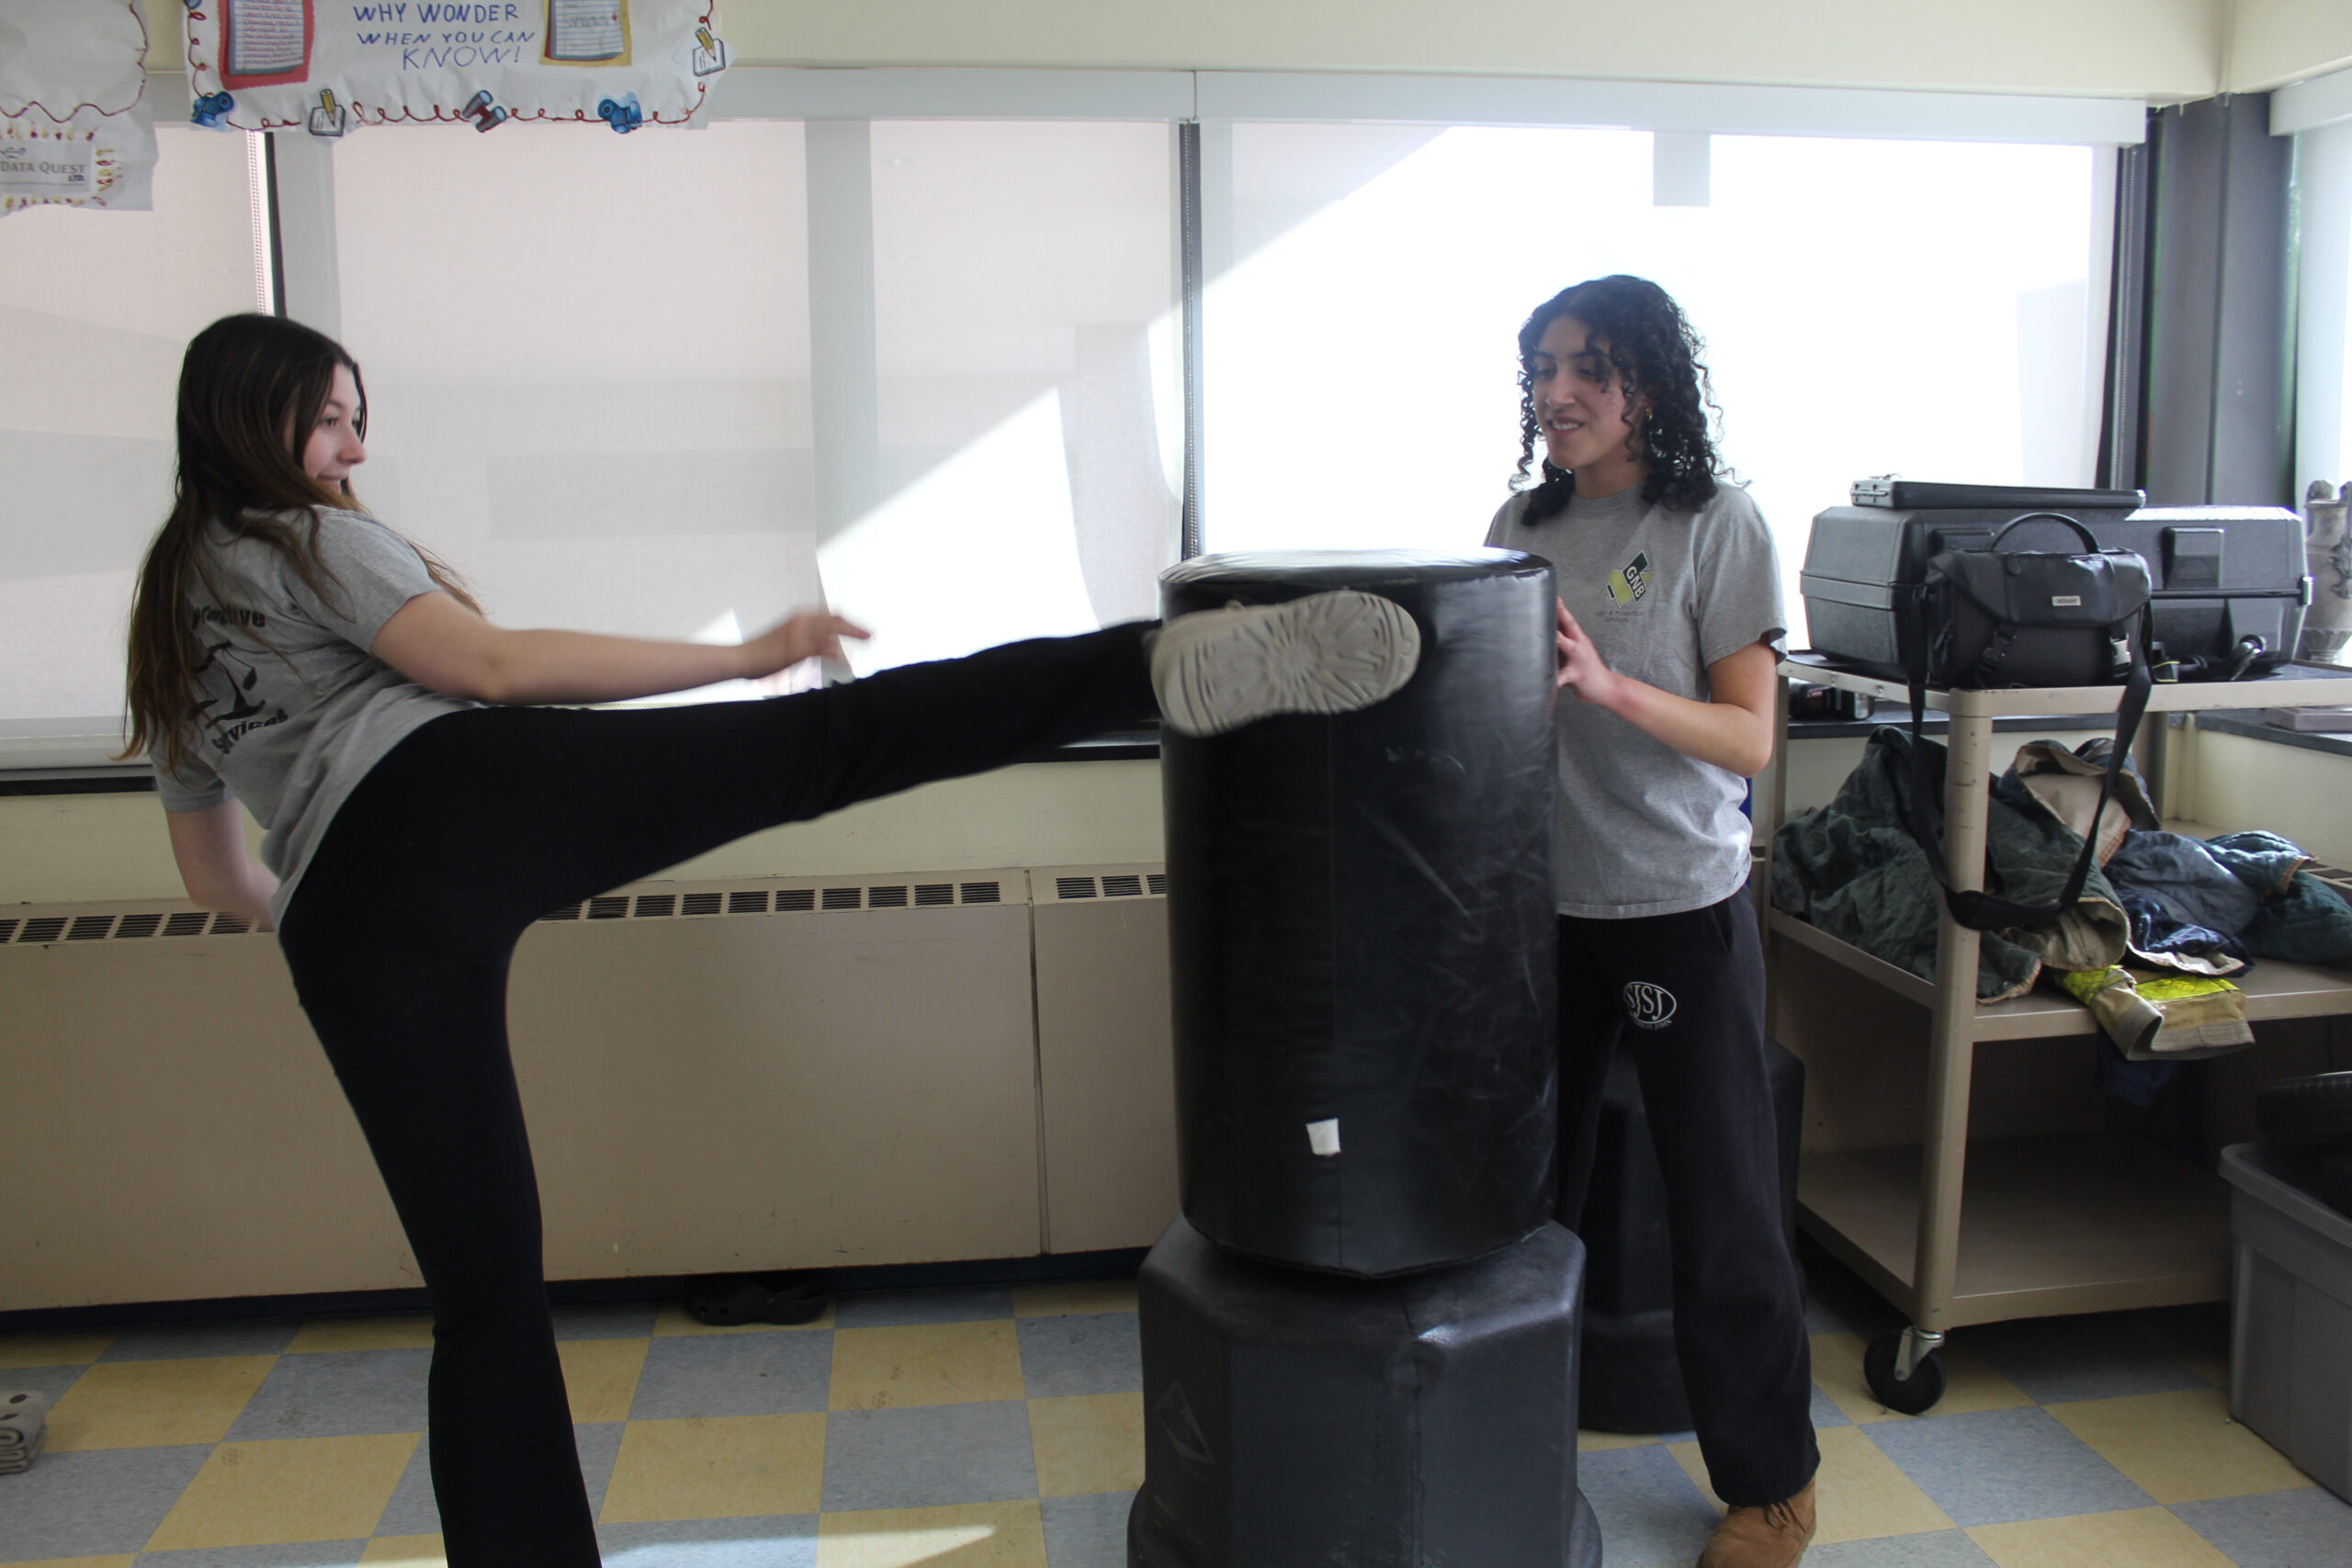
left=818, top=119, right=1180, bottom=674
left=332, top=120, right=820, bottom=694
left=0, top=125, right=260, bottom=763
left=1201, top=125, right=2110, bottom=648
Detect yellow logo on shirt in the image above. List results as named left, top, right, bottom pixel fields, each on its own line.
left=1606, top=551, right=1651, bottom=606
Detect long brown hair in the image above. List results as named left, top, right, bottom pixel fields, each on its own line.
left=123, top=313, right=477, bottom=770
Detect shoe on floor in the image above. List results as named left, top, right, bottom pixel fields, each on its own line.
left=1150, top=590, right=1421, bottom=738
left=1698, top=1479, right=1815, bottom=1568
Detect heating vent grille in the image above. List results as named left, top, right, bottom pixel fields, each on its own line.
left=1, top=908, right=266, bottom=944
left=1046, top=873, right=1166, bottom=902
left=1, top=869, right=1101, bottom=945
left=531, top=878, right=1010, bottom=923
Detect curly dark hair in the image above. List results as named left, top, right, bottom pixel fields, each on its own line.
left=1512, top=275, right=1724, bottom=523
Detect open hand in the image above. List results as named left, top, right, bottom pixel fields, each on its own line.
left=1555, top=600, right=1619, bottom=705
left=742, top=612, right=870, bottom=680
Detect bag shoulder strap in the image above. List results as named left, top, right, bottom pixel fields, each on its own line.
left=1898, top=597, right=2153, bottom=931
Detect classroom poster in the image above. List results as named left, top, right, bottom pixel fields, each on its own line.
left=0, top=0, right=157, bottom=215
left=182, top=0, right=729, bottom=133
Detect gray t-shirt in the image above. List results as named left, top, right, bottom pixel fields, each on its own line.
left=152, top=508, right=477, bottom=925
left=1487, top=482, right=1786, bottom=919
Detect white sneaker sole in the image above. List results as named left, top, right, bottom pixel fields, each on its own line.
left=1153, top=590, right=1421, bottom=738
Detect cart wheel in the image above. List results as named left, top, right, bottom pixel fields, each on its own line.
left=1863, top=1332, right=1947, bottom=1414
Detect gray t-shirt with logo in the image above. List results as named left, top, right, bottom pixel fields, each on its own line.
left=152, top=509, right=477, bottom=925
left=1487, top=482, right=1786, bottom=919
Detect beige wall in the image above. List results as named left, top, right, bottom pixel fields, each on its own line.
left=2228, top=0, right=2352, bottom=93
left=144, top=0, right=2224, bottom=97
left=0, top=761, right=1166, bottom=905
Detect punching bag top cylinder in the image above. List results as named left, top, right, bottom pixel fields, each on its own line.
left=1161, top=548, right=1559, bottom=1278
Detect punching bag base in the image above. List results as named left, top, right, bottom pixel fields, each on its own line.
left=1129, top=1216, right=1596, bottom=1568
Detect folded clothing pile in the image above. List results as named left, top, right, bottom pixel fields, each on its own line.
left=0, top=1390, right=50, bottom=1475
left=2256, top=1071, right=2352, bottom=1220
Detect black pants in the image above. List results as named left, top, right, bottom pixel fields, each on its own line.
left=1555, top=890, right=1818, bottom=1507
left=276, top=625, right=1157, bottom=1566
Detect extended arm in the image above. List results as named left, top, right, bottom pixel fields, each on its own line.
left=166, top=801, right=278, bottom=924
left=371, top=592, right=867, bottom=706
left=1555, top=601, right=1778, bottom=777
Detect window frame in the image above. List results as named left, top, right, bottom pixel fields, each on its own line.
left=2, top=69, right=2147, bottom=776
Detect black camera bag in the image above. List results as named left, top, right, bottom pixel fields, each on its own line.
left=1898, top=513, right=2154, bottom=931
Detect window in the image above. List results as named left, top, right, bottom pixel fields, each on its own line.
left=332, top=117, right=1177, bottom=689
left=0, top=75, right=2136, bottom=766
left=0, top=127, right=264, bottom=758
left=1201, top=125, right=2111, bottom=644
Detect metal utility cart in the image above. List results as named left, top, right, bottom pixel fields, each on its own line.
left=1762, top=655, right=2352, bottom=1412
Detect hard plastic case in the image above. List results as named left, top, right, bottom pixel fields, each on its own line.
left=1801, top=504, right=2312, bottom=679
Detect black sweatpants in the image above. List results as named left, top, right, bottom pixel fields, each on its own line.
left=1555, top=889, right=1819, bottom=1507
left=276, top=625, right=1158, bottom=1566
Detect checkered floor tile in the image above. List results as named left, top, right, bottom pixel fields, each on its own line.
left=0, top=1256, right=2342, bottom=1566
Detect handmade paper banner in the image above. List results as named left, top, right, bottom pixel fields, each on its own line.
left=182, top=0, right=730, bottom=133
left=0, top=0, right=157, bottom=215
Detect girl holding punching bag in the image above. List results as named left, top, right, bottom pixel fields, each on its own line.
left=1487, top=276, right=1817, bottom=1568
left=125, top=311, right=1419, bottom=1566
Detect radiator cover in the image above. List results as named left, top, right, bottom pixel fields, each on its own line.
left=0, top=864, right=1175, bottom=1312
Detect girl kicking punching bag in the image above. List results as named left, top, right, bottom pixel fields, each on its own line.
left=1161, top=549, right=1558, bottom=1276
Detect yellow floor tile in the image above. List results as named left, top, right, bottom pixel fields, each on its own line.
left=559, top=1337, right=650, bottom=1424
left=0, top=1331, right=113, bottom=1368
left=1030, top=1393, right=1143, bottom=1496
left=360, top=1536, right=448, bottom=1566
left=44, top=1356, right=276, bottom=1450
left=1577, top=1428, right=1658, bottom=1452
left=1667, top=1439, right=1726, bottom=1513
left=599, top=1413, right=825, bottom=1522
left=2047, top=1385, right=2314, bottom=1504
left=288, top=1315, right=435, bottom=1353
left=1810, top=1332, right=2031, bottom=1424
left=1012, top=1281, right=1138, bottom=1318
left=1968, top=1506, right=2237, bottom=1568
left=1808, top=1424, right=1958, bottom=1543
left=816, top=1500, right=1047, bottom=1568
left=1672, top=1427, right=1953, bottom=1545
left=830, top=1321, right=1026, bottom=1411
left=144, top=1433, right=419, bottom=1550
left=652, top=1303, right=837, bottom=1336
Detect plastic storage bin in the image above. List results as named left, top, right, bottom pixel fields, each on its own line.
left=2219, top=1142, right=2352, bottom=1502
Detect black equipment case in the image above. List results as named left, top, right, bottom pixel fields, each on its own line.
left=1802, top=482, right=2312, bottom=680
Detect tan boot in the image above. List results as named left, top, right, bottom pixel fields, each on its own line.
left=1697, top=1478, right=1816, bottom=1568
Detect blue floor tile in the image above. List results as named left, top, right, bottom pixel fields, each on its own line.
left=2174, top=1485, right=2352, bottom=1568
left=133, top=1544, right=366, bottom=1567
left=598, top=1516, right=818, bottom=1567
left=1867, top=1405, right=2153, bottom=1527
left=371, top=1424, right=619, bottom=1536
left=628, top=1332, right=833, bottom=1419
left=577, top=1420, right=625, bottom=1515
left=832, top=1286, right=1015, bottom=1328
left=0, top=1444, right=213, bottom=1559
left=373, top=1430, right=440, bottom=1536
left=98, top=1318, right=300, bottom=1362
left=820, top=1402, right=1038, bottom=1512
left=1018, top=1314, right=1142, bottom=1399
left=1803, top=1532, right=1999, bottom=1567
left=1809, top=1382, right=1854, bottom=1428
left=1957, top=1313, right=2207, bottom=1404
left=225, top=1348, right=431, bottom=1440
left=1573, top=1443, right=1720, bottom=1568
left=1042, top=1490, right=1134, bottom=1568
left=550, top=1303, right=661, bottom=1340
left=0, top=1362, right=92, bottom=1404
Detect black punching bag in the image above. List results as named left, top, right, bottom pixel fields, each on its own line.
left=1160, top=550, right=1558, bottom=1277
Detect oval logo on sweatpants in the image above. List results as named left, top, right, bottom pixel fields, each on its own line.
left=1623, top=981, right=1679, bottom=1031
